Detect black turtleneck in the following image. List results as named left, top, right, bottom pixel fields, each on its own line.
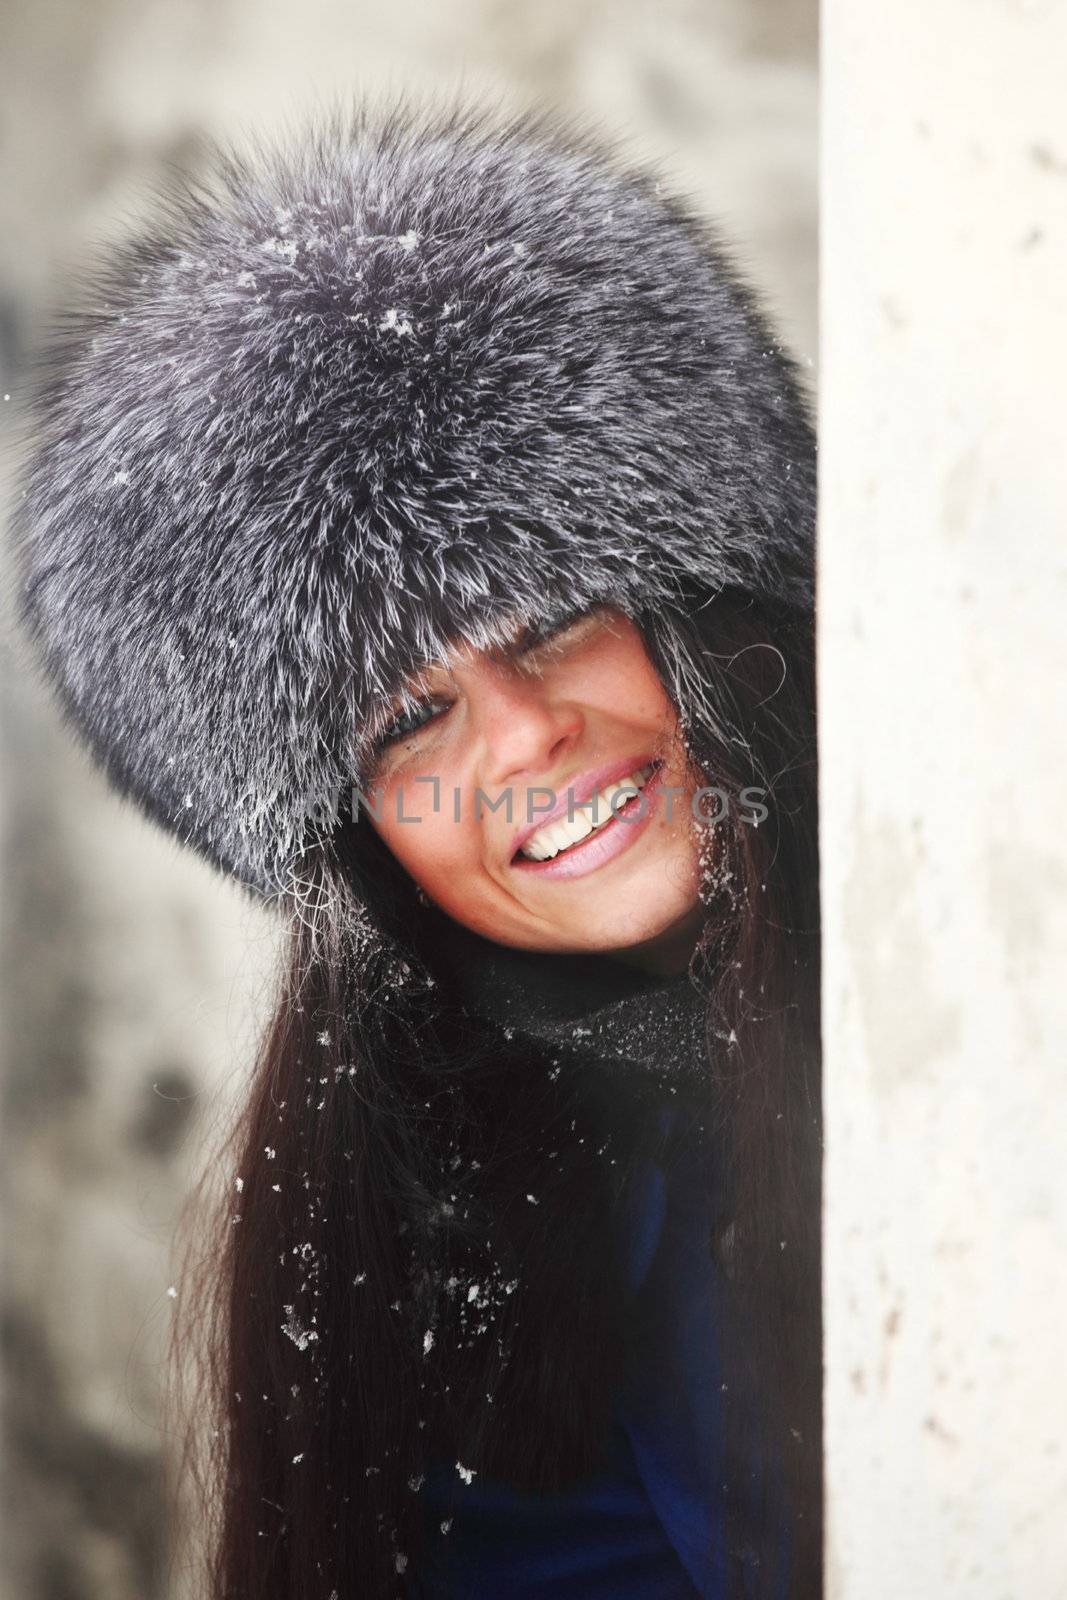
left=414, top=908, right=715, bottom=1092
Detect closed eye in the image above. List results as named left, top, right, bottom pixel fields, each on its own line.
left=372, top=692, right=453, bottom=752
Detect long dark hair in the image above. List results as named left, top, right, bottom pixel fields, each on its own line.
left=164, top=585, right=821, bottom=1598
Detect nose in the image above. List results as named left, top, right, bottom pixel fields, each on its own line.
left=470, top=660, right=584, bottom=791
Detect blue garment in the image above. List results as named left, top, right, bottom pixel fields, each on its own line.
left=405, top=1111, right=787, bottom=1598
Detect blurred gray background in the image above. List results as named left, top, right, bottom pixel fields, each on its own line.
left=0, top=4, right=816, bottom=1596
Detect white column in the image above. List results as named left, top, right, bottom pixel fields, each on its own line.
left=821, top=3, right=1067, bottom=1595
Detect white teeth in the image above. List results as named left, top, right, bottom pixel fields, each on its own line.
left=518, top=764, right=653, bottom=861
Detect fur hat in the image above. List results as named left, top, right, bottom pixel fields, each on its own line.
left=11, top=99, right=814, bottom=904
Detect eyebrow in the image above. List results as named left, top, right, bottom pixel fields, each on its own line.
left=502, top=618, right=539, bottom=653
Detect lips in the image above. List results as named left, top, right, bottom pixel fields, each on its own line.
left=508, top=755, right=661, bottom=862
left=510, top=760, right=667, bottom=880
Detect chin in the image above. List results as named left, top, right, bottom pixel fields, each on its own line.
left=574, top=886, right=703, bottom=956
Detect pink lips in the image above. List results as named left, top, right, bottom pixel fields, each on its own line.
left=509, top=754, right=659, bottom=860
left=511, top=760, right=665, bottom=880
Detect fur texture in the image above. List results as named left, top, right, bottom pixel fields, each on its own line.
left=12, top=98, right=814, bottom=900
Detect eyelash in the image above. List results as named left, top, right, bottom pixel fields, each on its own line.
left=375, top=692, right=452, bottom=748
left=369, top=609, right=594, bottom=755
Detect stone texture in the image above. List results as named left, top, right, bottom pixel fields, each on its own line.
left=821, top=2, right=1067, bottom=1594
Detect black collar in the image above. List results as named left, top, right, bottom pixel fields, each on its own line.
left=416, top=909, right=714, bottom=1090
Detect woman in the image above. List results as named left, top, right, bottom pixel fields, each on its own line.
left=12, top=100, right=821, bottom=1597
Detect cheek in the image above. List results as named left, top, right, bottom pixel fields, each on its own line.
left=584, top=626, right=679, bottom=734
left=367, top=763, right=479, bottom=897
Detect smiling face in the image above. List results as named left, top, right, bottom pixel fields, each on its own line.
left=357, top=605, right=709, bottom=970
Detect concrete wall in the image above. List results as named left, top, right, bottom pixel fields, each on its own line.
left=821, top=2, right=1067, bottom=1594
left=0, top=5, right=816, bottom=1596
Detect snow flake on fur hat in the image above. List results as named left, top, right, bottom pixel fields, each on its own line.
left=12, top=98, right=814, bottom=903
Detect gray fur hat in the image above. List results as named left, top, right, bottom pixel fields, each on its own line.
left=11, top=99, right=814, bottom=905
